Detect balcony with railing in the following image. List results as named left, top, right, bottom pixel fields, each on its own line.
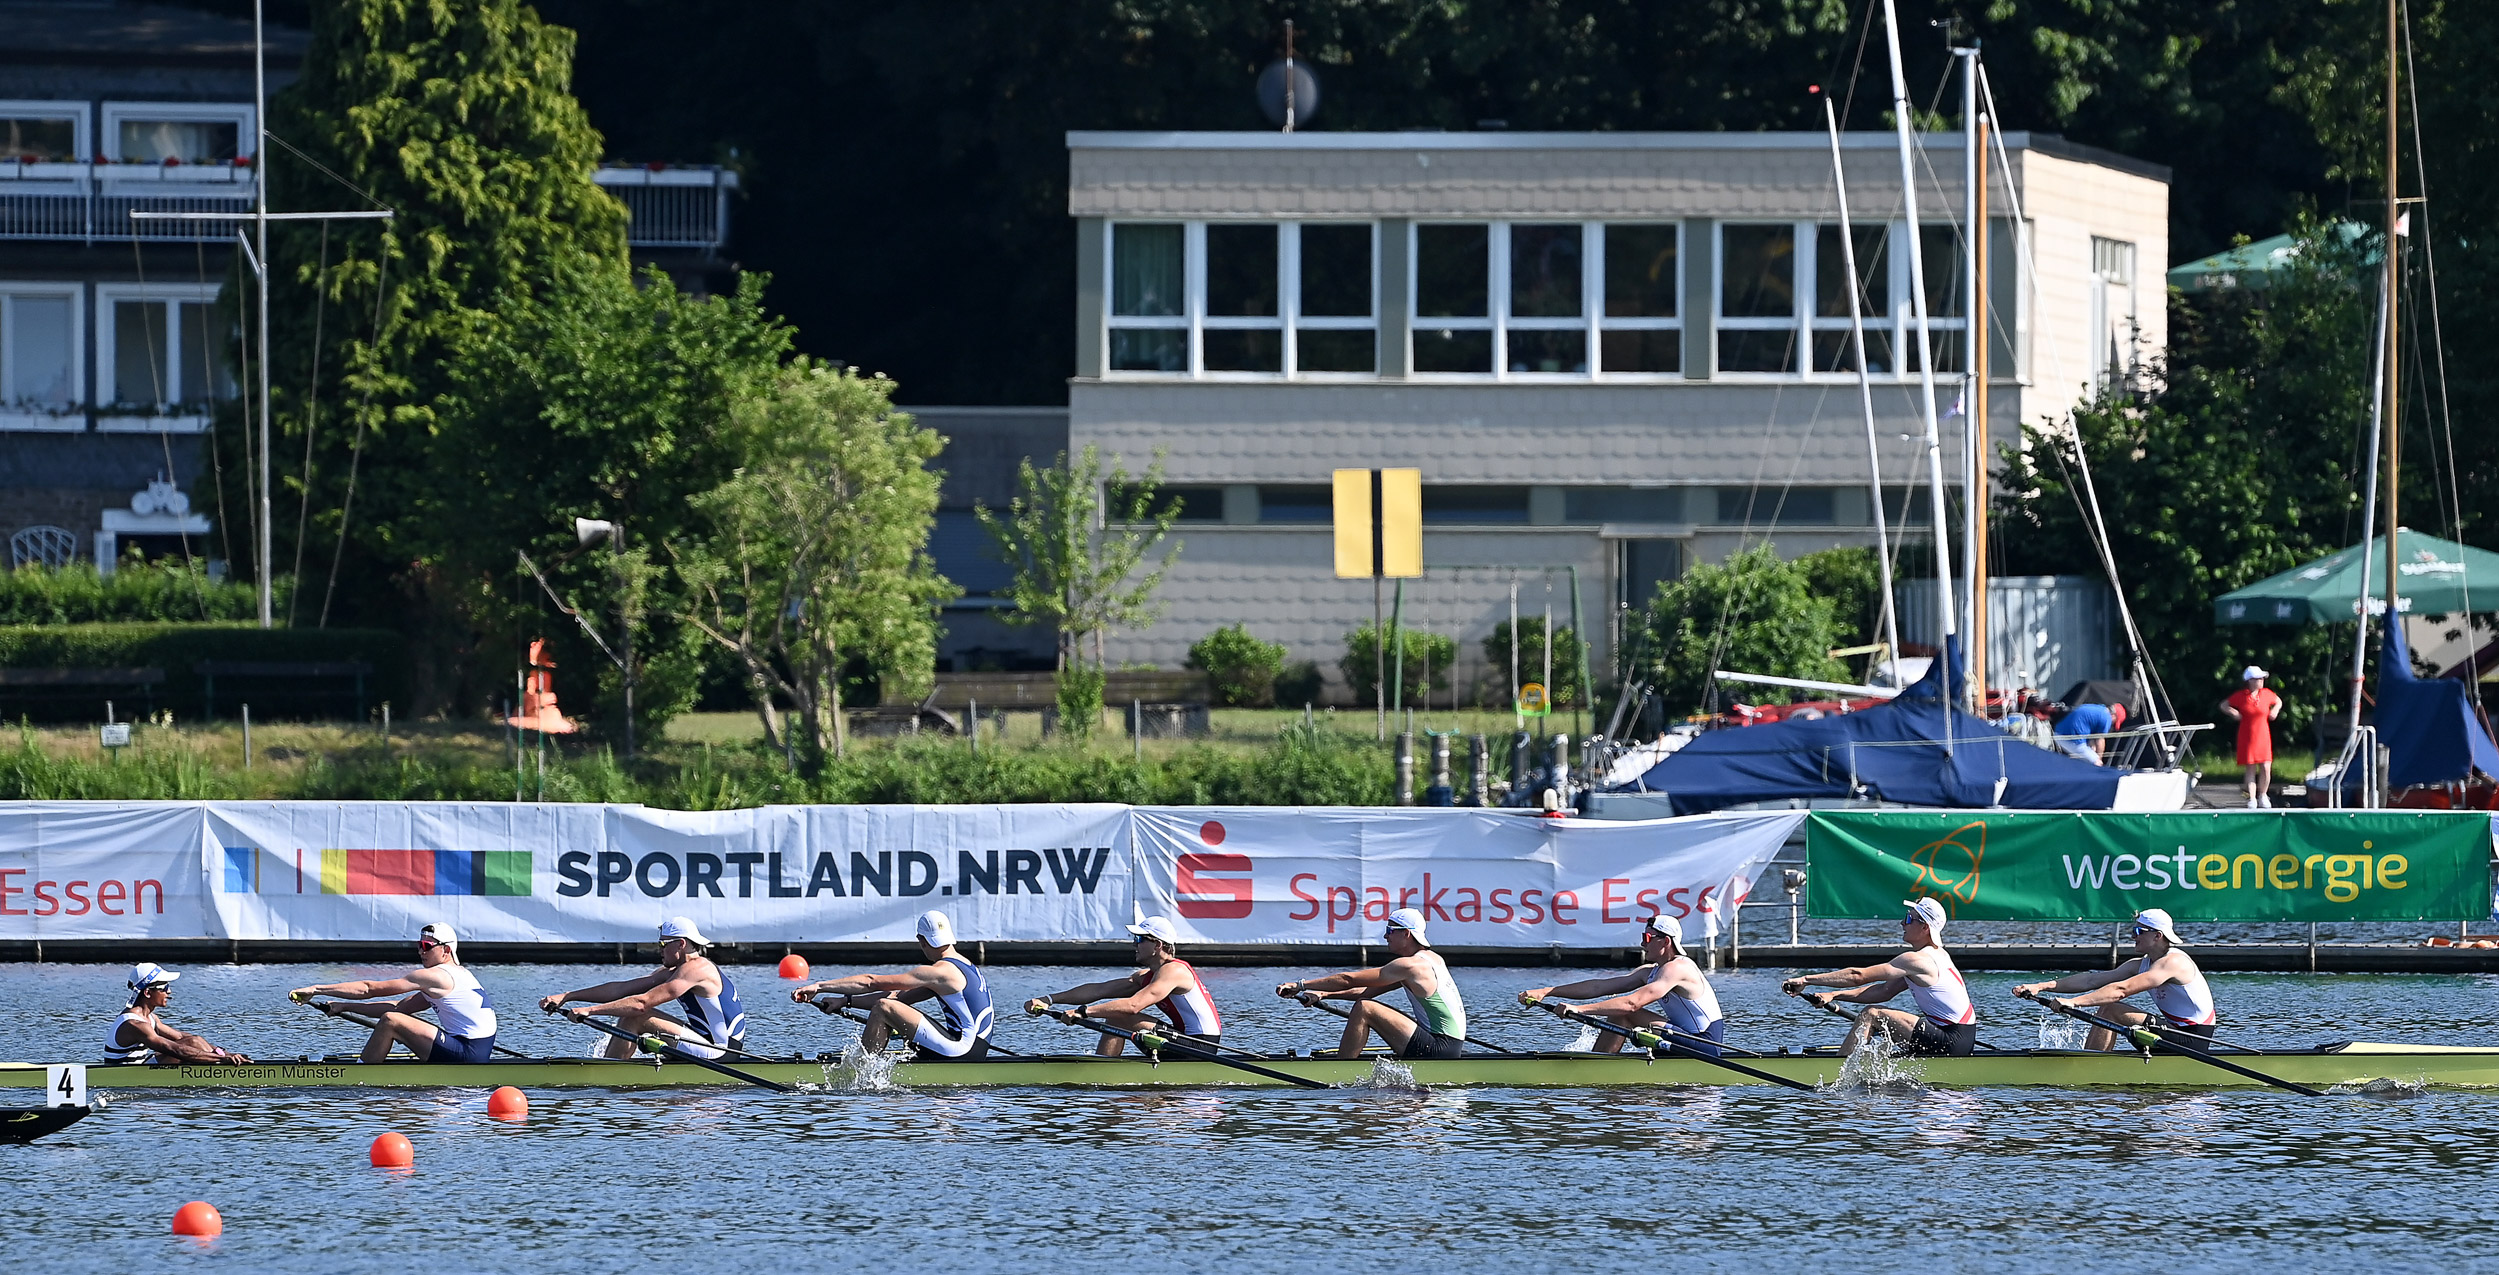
left=594, top=164, right=739, bottom=251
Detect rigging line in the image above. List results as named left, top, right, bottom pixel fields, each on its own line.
left=127, top=216, right=208, bottom=613
left=319, top=245, right=388, bottom=629
left=1836, top=0, right=1882, bottom=128
left=207, top=248, right=238, bottom=571
left=261, top=131, right=392, bottom=212
left=2400, top=0, right=2476, bottom=705
left=287, top=221, right=331, bottom=627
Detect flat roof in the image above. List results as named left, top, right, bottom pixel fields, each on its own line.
left=1067, top=129, right=2170, bottom=184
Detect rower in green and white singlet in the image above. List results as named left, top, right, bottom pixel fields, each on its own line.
left=1279, top=908, right=1468, bottom=1060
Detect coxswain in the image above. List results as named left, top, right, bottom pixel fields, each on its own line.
left=539, top=917, right=746, bottom=1060
left=105, top=963, right=250, bottom=1064
left=290, top=923, right=499, bottom=1064
left=1781, top=897, right=1980, bottom=1057
left=792, top=909, right=994, bottom=1060
left=1277, top=907, right=1467, bottom=1060
left=1023, top=915, right=1222, bottom=1056
left=1521, top=914, right=1726, bottom=1056
left=2011, top=908, right=2218, bottom=1049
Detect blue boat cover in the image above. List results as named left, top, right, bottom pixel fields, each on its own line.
left=2341, top=621, right=2499, bottom=789
left=1619, top=637, right=2127, bottom=814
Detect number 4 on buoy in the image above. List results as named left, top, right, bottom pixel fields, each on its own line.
left=44, top=1064, right=85, bottom=1108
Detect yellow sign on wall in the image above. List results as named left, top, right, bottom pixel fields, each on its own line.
left=1332, top=468, right=1421, bottom=579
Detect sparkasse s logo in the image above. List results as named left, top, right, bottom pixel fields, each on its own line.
left=1176, top=820, right=1252, bottom=918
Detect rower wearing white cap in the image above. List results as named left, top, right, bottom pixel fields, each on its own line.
left=290, top=924, right=499, bottom=1064
left=1024, top=915, right=1224, bottom=1057
left=793, top=909, right=995, bottom=1061
left=106, top=963, right=250, bottom=1064
left=1782, top=897, right=1981, bottom=1057
left=2012, top=908, right=2219, bottom=1050
left=1521, top=915, right=1727, bottom=1056
left=539, top=917, right=747, bottom=1060
left=1276, top=907, right=1468, bottom=1061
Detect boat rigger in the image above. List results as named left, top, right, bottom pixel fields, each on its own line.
left=4, top=1044, right=2495, bottom=1093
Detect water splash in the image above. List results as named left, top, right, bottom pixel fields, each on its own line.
left=2335, top=1074, right=2428, bottom=1098
left=834, top=1043, right=899, bottom=1092
left=1825, top=1035, right=1927, bottom=1094
left=2037, top=1015, right=2091, bottom=1051
left=1352, top=1058, right=1418, bottom=1090
left=1566, top=1024, right=1602, bottom=1052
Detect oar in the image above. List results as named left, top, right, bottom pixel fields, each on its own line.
left=300, top=997, right=538, bottom=1061
left=1293, top=992, right=1521, bottom=1054
left=1515, top=992, right=1776, bottom=1059
left=1521, top=996, right=1815, bottom=1092
left=547, top=1007, right=795, bottom=1093
left=1792, top=990, right=2009, bottom=1052
left=2037, top=997, right=2323, bottom=1097
left=1029, top=1006, right=1332, bottom=1090
left=1022, top=1000, right=1278, bottom=1061
left=816, top=1000, right=1031, bottom=1059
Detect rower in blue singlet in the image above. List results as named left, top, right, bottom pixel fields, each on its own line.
left=542, top=917, right=746, bottom=1060
left=1522, top=914, right=1728, bottom=1055
left=794, top=909, right=995, bottom=1061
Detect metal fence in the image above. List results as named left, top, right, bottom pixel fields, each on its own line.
left=592, top=168, right=737, bottom=249
left=1896, top=574, right=2116, bottom=695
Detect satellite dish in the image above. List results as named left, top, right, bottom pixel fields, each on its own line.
left=1256, top=59, right=1320, bottom=129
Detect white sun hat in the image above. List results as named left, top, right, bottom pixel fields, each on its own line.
left=915, top=909, right=956, bottom=949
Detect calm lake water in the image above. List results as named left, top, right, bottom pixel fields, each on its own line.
left=4, top=959, right=2496, bottom=1273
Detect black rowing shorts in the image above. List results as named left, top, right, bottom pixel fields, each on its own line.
left=1398, top=1028, right=1465, bottom=1061
left=1904, top=1019, right=1979, bottom=1058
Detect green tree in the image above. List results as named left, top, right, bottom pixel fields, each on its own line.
left=978, top=446, right=1180, bottom=737
left=1480, top=618, right=1588, bottom=708
left=671, top=364, right=954, bottom=759
left=1639, top=545, right=1850, bottom=716
left=1187, top=624, right=1287, bottom=708
left=1340, top=623, right=1459, bottom=707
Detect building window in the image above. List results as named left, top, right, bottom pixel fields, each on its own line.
left=1256, top=484, right=1334, bottom=522
left=1412, top=223, right=1492, bottom=373
left=1107, top=482, right=1227, bottom=523
left=2090, top=236, right=2137, bottom=393
left=0, top=285, right=83, bottom=425
left=1718, top=221, right=1967, bottom=378
left=1601, top=224, right=1681, bottom=373
left=1105, top=220, right=1377, bottom=378
left=9, top=525, right=76, bottom=569
left=100, top=101, right=254, bottom=166
left=1565, top=486, right=1684, bottom=523
left=99, top=286, right=235, bottom=421
left=0, top=102, right=86, bottom=163
left=1716, top=487, right=1837, bottom=524
left=1422, top=485, right=1531, bottom=523
left=1413, top=222, right=1682, bottom=378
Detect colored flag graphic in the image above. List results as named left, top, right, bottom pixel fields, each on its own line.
left=221, top=848, right=531, bottom=896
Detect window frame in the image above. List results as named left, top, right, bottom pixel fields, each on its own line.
left=1715, top=219, right=1971, bottom=382
left=0, top=100, right=91, bottom=176
left=1102, top=219, right=1379, bottom=381
left=1593, top=221, right=1684, bottom=380
left=95, top=282, right=226, bottom=431
left=0, top=282, right=87, bottom=431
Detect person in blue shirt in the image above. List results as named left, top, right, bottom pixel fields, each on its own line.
left=2053, top=700, right=2117, bottom=764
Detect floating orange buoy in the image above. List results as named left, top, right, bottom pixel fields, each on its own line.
left=369, top=1131, right=414, bottom=1167
left=171, top=1201, right=223, bottom=1237
left=486, top=1086, right=528, bottom=1119
left=777, top=953, right=809, bottom=980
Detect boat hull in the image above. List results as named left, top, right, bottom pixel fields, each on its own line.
left=4, top=1046, right=2495, bottom=1092
left=0, top=1105, right=91, bottom=1143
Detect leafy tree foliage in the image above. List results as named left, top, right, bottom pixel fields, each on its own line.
left=1188, top=623, right=1288, bottom=708
left=1339, top=623, right=1459, bottom=707
left=1639, top=545, right=1852, bottom=716
left=1481, top=618, right=1588, bottom=708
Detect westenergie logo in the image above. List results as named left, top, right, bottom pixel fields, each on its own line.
left=2061, top=839, right=2408, bottom=904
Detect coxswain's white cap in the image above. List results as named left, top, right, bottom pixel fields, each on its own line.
left=126, top=962, right=180, bottom=998
left=1642, top=915, right=1684, bottom=950
left=658, top=916, right=711, bottom=948
left=419, top=922, right=457, bottom=947
left=2242, top=665, right=2270, bottom=681
left=1126, top=915, right=1179, bottom=947
left=916, top=909, right=956, bottom=949
left=2134, top=908, right=2183, bottom=944
left=1903, top=897, right=1949, bottom=935
left=1386, top=907, right=1429, bottom=945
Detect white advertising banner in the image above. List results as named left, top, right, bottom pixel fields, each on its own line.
left=0, top=801, right=1801, bottom=949
left=1131, top=808, right=1802, bottom=948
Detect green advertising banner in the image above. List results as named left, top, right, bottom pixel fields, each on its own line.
left=1807, top=810, right=2494, bottom=923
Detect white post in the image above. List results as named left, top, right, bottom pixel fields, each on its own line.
left=1820, top=93, right=1903, bottom=680
left=1958, top=47, right=1983, bottom=709
left=242, top=703, right=252, bottom=770
left=253, top=0, right=273, bottom=629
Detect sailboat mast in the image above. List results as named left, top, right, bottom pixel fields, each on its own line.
left=1958, top=47, right=1987, bottom=713
left=1819, top=91, right=1904, bottom=681
left=2382, top=0, right=2402, bottom=643
left=1880, top=0, right=1958, bottom=743
left=254, top=0, right=273, bottom=629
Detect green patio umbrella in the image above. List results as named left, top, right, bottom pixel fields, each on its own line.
left=2214, top=529, right=2499, bottom=625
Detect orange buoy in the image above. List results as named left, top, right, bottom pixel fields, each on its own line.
left=777, top=953, right=809, bottom=979
left=369, top=1131, right=414, bottom=1167
left=171, top=1201, right=223, bottom=1237
left=486, top=1086, right=528, bottom=1119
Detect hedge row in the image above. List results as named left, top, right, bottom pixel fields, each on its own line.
left=0, top=623, right=408, bottom=721
left=0, top=563, right=267, bottom=625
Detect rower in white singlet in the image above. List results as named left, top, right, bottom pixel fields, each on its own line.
left=1783, top=897, right=1982, bottom=1057
left=1280, top=907, right=1469, bottom=1061
left=795, top=909, right=995, bottom=1061
left=105, top=963, right=250, bottom=1064
left=1523, top=914, right=1728, bottom=1055
left=294, top=923, right=502, bottom=1063
left=1026, top=915, right=1225, bottom=1057
left=2013, top=908, right=2219, bottom=1050
left=541, top=917, right=744, bottom=1060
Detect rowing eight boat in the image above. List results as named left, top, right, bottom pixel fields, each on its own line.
left=4, top=1044, right=2496, bottom=1092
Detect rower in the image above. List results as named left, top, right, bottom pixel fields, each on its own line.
left=106, top=963, right=251, bottom=1064
left=539, top=917, right=747, bottom=1060
left=2012, top=908, right=2218, bottom=1049
left=1521, top=914, right=1726, bottom=1056
left=792, top=909, right=994, bottom=1061
left=290, top=923, right=500, bottom=1064
left=1781, top=897, right=1980, bottom=1057
left=1023, top=915, right=1222, bottom=1057
left=1277, top=907, right=1467, bottom=1060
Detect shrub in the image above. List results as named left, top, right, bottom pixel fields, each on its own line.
left=1639, top=545, right=1849, bottom=715
left=1186, top=624, right=1287, bottom=707
left=1480, top=618, right=1589, bottom=708
left=1339, top=623, right=1458, bottom=706
left=1273, top=660, right=1325, bottom=708
left=0, top=623, right=408, bottom=721
left=0, top=562, right=269, bottom=625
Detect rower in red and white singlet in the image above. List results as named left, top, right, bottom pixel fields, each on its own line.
left=1783, top=897, right=1983, bottom=1057
left=2015, top=908, right=2219, bottom=1050
left=1026, top=916, right=1224, bottom=1057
